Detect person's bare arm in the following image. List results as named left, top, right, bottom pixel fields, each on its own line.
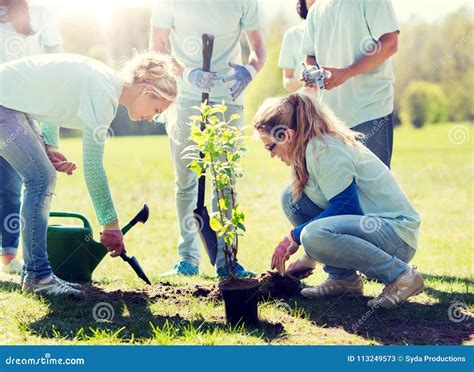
left=149, top=26, right=171, bottom=53
left=323, top=32, right=399, bottom=90
left=282, top=69, right=303, bottom=92
left=149, top=26, right=185, bottom=76
left=245, top=29, right=267, bottom=73
left=346, top=31, right=398, bottom=76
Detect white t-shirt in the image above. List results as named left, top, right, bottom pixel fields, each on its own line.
left=0, top=5, right=63, bottom=63
left=278, top=21, right=306, bottom=76
left=304, top=135, right=420, bottom=249
left=301, top=0, right=399, bottom=128
left=0, top=54, right=123, bottom=132
left=151, top=0, right=262, bottom=105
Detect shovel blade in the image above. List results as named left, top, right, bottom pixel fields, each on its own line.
left=194, top=206, right=218, bottom=265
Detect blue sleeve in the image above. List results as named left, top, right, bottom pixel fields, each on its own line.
left=291, top=179, right=363, bottom=245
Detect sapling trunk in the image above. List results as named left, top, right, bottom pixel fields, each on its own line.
left=187, top=102, right=246, bottom=281
left=186, top=101, right=259, bottom=325
left=230, top=187, right=238, bottom=277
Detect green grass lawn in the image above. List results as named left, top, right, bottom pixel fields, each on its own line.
left=0, top=122, right=472, bottom=345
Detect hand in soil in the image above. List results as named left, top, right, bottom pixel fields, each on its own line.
left=286, top=267, right=313, bottom=280
left=258, top=271, right=302, bottom=300
left=271, top=236, right=299, bottom=275
left=287, top=254, right=317, bottom=279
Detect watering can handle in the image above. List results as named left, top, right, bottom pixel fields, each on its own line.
left=49, top=212, right=92, bottom=230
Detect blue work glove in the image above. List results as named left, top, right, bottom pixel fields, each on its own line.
left=183, top=67, right=219, bottom=93
left=222, top=62, right=257, bottom=101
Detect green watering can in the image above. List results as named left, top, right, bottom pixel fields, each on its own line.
left=47, top=204, right=151, bottom=284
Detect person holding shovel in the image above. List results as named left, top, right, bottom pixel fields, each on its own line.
left=0, top=0, right=63, bottom=274
left=253, top=93, right=424, bottom=309
left=0, top=52, right=178, bottom=298
left=150, top=0, right=266, bottom=278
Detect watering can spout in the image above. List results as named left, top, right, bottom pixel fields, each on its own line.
left=89, top=241, right=108, bottom=272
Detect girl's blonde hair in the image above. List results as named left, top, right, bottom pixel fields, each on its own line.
left=120, top=51, right=178, bottom=102
left=253, top=93, right=364, bottom=200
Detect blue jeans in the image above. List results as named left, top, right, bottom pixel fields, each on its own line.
left=168, top=99, right=243, bottom=269
left=0, top=107, right=56, bottom=282
left=0, top=156, right=22, bottom=255
left=353, top=114, right=393, bottom=169
left=281, top=186, right=415, bottom=283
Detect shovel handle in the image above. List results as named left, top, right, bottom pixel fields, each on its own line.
left=202, top=33, right=214, bottom=73
left=201, top=33, right=214, bottom=104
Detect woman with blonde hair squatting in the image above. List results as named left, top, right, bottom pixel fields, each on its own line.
left=253, top=93, right=424, bottom=309
left=0, top=52, right=178, bottom=299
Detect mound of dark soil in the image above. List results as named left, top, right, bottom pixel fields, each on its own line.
left=257, top=271, right=302, bottom=300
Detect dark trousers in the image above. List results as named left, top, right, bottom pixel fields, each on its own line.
left=353, top=114, right=394, bottom=168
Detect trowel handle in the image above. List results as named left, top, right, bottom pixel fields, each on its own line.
left=119, top=250, right=130, bottom=261
left=121, top=224, right=132, bottom=236
left=49, top=212, right=92, bottom=231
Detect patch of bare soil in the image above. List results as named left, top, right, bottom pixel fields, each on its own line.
left=257, top=271, right=302, bottom=300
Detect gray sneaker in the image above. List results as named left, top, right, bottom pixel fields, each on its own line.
left=22, top=274, right=85, bottom=300
left=367, top=267, right=425, bottom=309
left=21, top=270, right=82, bottom=290
left=55, top=276, right=83, bottom=290
left=301, top=273, right=363, bottom=299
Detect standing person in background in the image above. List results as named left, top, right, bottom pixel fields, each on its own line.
left=301, top=0, right=399, bottom=168
left=278, top=0, right=315, bottom=93
left=0, top=0, right=63, bottom=274
left=150, top=0, right=266, bottom=278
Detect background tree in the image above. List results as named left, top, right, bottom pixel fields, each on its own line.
left=400, top=80, right=448, bottom=127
